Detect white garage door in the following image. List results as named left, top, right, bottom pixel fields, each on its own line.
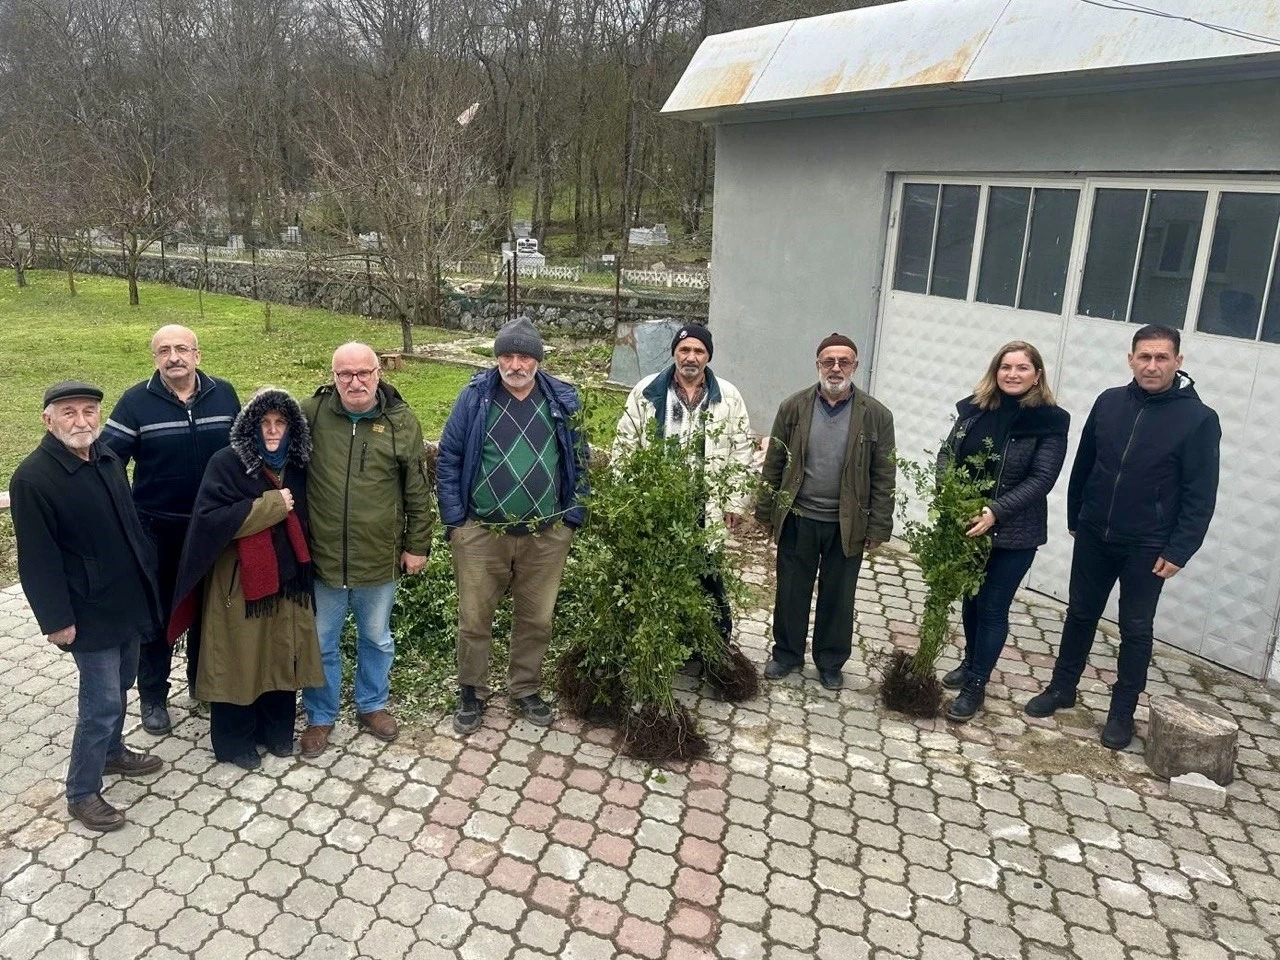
left=872, top=175, right=1280, bottom=679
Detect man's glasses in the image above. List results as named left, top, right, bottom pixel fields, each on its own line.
left=154, top=345, right=196, bottom=358
left=819, top=358, right=855, bottom=370
left=335, top=368, right=378, bottom=384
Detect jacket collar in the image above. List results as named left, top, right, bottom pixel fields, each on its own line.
left=1126, top=370, right=1198, bottom=403
left=39, top=431, right=116, bottom=473
left=643, top=364, right=724, bottom=409
left=147, top=369, right=211, bottom=405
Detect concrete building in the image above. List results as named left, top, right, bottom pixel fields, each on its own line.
left=664, top=0, right=1280, bottom=683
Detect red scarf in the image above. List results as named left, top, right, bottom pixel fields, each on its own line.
left=237, top=470, right=310, bottom=603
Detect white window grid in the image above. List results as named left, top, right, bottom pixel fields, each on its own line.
left=887, top=173, right=1280, bottom=345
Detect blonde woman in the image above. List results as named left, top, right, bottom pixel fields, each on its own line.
left=938, top=342, right=1070, bottom=722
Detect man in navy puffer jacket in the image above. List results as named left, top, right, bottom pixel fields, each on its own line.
left=1025, top=324, right=1220, bottom=750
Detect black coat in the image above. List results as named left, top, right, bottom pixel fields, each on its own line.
left=9, top=434, right=163, bottom=652
left=1068, top=373, right=1220, bottom=567
left=941, top=397, right=1071, bottom=551
left=101, top=370, right=241, bottom=521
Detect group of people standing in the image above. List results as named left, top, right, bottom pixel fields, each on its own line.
left=9, top=314, right=1218, bottom=833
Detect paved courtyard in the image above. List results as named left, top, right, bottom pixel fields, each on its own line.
left=1, top=547, right=1278, bottom=960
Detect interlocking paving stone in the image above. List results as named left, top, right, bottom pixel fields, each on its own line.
left=1, top=544, right=1279, bottom=958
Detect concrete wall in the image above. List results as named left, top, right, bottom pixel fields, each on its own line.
left=708, top=77, right=1280, bottom=429
left=707, top=76, right=1280, bottom=682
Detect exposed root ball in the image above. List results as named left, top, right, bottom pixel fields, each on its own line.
left=555, top=647, right=626, bottom=725
left=879, top=649, right=943, bottom=718
left=704, top=644, right=760, bottom=703
left=622, top=703, right=709, bottom=764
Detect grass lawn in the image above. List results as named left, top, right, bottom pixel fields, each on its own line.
left=0, top=271, right=624, bottom=485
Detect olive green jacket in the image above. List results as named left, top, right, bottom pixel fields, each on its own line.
left=301, top=383, right=433, bottom=587
left=755, top=386, right=896, bottom=556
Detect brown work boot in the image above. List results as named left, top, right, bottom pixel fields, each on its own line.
left=103, top=748, right=163, bottom=777
left=67, top=794, right=126, bottom=832
left=299, top=724, right=333, bottom=758
left=357, top=709, right=399, bottom=742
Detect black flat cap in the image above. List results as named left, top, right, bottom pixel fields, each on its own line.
left=43, top=380, right=104, bottom=407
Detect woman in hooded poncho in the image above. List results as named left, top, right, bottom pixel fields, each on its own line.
left=169, top=388, right=324, bottom=769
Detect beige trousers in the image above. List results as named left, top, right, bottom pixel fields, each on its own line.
left=450, top=520, right=575, bottom=699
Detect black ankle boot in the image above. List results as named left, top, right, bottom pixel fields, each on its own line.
left=941, top=651, right=973, bottom=690
left=947, top=680, right=986, bottom=722
left=1101, top=709, right=1135, bottom=750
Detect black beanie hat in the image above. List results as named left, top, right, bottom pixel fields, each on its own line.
left=671, top=323, right=713, bottom=359
left=816, top=332, right=858, bottom=356
left=493, top=316, right=544, bottom=361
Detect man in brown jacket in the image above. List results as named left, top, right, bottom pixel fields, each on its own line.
left=754, top=334, right=896, bottom=689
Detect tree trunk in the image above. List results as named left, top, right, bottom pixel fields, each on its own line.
left=14, top=262, right=26, bottom=287
left=1147, top=695, right=1238, bottom=785
left=126, top=232, right=141, bottom=306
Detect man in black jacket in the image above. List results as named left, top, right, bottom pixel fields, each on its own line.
left=103, top=325, right=240, bottom=733
left=1025, top=325, right=1220, bottom=750
left=10, top=381, right=166, bottom=831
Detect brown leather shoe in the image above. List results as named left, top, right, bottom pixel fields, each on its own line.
left=357, top=709, right=399, bottom=742
left=102, top=748, right=163, bottom=777
left=299, top=724, right=333, bottom=758
left=67, top=795, right=126, bottom=832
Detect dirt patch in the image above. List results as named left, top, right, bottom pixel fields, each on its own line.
left=1002, top=726, right=1154, bottom=791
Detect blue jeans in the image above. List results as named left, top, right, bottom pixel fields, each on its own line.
left=961, top=547, right=1037, bottom=684
left=68, top=635, right=141, bottom=803
left=303, top=581, right=397, bottom=724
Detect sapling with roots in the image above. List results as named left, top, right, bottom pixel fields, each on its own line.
left=555, top=415, right=758, bottom=763
left=880, top=442, right=995, bottom=718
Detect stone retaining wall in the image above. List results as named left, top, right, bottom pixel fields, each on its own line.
left=65, top=251, right=707, bottom=335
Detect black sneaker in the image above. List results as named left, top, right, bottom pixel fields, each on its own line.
left=763, top=660, right=798, bottom=680
left=267, top=741, right=294, bottom=758
left=941, top=663, right=970, bottom=690
left=513, top=693, right=554, bottom=727
left=453, top=686, right=485, bottom=736
left=1024, top=687, right=1077, bottom=718
left=141, top=703, right=172, bottom=735
left=1101, top=712, right=1135, bottom=751
left=947, top=681, right=986, bottom=723
left=818, top=670, right=843, bottom=691
left=228, top=751, right=261, bottom=771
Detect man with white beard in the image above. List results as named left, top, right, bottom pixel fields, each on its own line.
left=755, top=334, right=897, bottom=690
left=437, top=317, right=590, bottom=735
left=10, top=381, right=165, bottom=831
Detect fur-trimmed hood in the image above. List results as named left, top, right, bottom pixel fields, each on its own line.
left=229, top=387, right=312, bottom=473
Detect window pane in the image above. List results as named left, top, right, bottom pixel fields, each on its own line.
left=1198, top=192, right=1280, bottom=340
left=1130, top=190, right=1207, bottom=328
left=1019, top=188, right=1080, bottom=314
left=1078, top=188, right=1146, bottom=320
left=894, top=183, right=938, bottom=294
left=976, top=187, right=1030, bottom=307
left=930, top=184, right=979, bottom=299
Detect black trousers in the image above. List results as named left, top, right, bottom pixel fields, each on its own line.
left=699, top=571, right=734, bottom=642
left=962, top=547, right=1037, bottom=684
left=210, top=691, right=296, bottom=761
left=770, top=514, right=863, bottom=672
left=1050, top=525, right=1165, bottom=716
left=138, top=513, right=200, bottom=705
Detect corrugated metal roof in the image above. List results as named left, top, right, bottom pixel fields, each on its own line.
left=663, top=0, right=1280, bottom=120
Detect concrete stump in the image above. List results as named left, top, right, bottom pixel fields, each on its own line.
left=1146, top=695, right=1238, bottom=785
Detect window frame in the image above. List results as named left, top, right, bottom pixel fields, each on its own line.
left=889, top=174, right=1085, bottom=316
left=887, top=173, right=1280, bottom=345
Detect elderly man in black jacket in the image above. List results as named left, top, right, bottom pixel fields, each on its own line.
left=1025, top=325, right=1221, bottom=750
left=9, top=381, right=166, bottom=831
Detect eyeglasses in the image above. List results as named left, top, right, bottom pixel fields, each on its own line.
left=154, top=344, right=196, bottom=358
left=334, top=368, right=379, bottom=384
left=819, top=358, right=856, bottom=370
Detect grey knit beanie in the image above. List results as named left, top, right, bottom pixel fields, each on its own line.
left=493, top=316, right=544, bottom=361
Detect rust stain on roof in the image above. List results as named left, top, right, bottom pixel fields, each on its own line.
left=894, top=28, right=991, bottom=87
left=698, top=61, right=760, bottom=107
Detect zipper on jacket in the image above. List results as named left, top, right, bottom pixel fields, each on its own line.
left=342, top=420, right=356, bottom=587
left=360, top=442, right=368, bottom=473
left=990, top=437, right=1011, bottom=540
left=226, top=560, right=239, bottom=607
left=1104, top=406, right=1146, bottom=539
